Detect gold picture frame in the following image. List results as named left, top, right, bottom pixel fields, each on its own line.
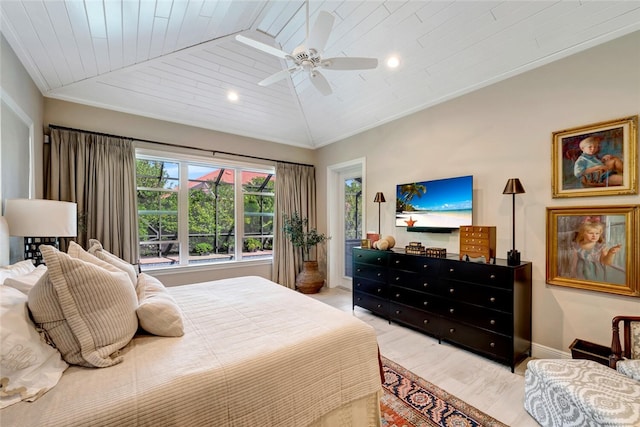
left=546, top=205, right=639, bottom=297
left=551, top=115, right=638, bottom=198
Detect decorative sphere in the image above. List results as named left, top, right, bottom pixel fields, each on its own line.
left=377, top=239, right=390, bottom=250
left=382, top=235, right=396, bottom=248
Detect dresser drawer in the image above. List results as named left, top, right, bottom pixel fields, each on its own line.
left=353, top=263, right=387, bottom=282
left=441, top=318, right=511, bottom=360
left=440, top=280, right=513, bottom=313
left=388, top=269, right=421, bottom=289
left=390, top=285, right=447, bottom=315
left=440, top=260, right=512, bottom=288
left=353, top=277, right=387, bottom=298
left=442, top=300, right=512, bottom=335
left=460, top=226, right=493, bottom=239
left=353, top=291, right=388, bottom=317
left=390, top=302, right=440, bottom=336
left=353, top=249, right=389, bottom=266
left=389, top=253, right=439, bottom=276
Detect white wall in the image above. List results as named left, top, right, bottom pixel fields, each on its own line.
left=316, top=31, right=640, bottom=356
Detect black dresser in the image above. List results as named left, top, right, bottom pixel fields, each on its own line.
left=352, top=247, right=532, bottom=372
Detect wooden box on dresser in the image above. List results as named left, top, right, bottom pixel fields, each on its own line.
left=352, top=247, right=532, bottom=372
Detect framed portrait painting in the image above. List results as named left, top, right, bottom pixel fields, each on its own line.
left=546, top=205, right=639, bottom=297
left=551, top=115, right=638, bottom=198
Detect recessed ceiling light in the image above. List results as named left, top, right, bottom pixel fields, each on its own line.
left=386, top=56, right=400, bottom=69
left=227, top=91, right=239, bottom=102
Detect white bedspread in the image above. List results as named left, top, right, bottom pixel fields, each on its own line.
left=1, top=276, right=382, bottom=426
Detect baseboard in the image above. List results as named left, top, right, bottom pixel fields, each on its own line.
left=531, top=342, right=571, bottom=360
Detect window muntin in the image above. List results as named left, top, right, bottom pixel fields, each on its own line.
left=136, top=155, right=274, bottom=270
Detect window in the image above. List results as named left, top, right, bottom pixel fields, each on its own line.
left=136, top=151, right=274, bottom=270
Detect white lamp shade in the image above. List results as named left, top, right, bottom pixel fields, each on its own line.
left=4, top=199, right=77, bottom=237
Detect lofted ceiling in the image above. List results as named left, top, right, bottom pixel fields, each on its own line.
left=2, top=1, right=640, bottom=149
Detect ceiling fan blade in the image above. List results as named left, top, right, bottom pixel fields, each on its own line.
left=307, top=11, right=335, bottom=53
left=258, top=67, right=300, bottom=86
left=320, top=57, right=378, bottom=70
left=309, top=70, right=332, bottom=96
left=235, top=35, right=289, bottom=59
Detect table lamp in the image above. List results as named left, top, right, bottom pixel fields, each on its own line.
left=4, top=199, right=77, bottom=265
left=374, top=192, right=386, bottom=236
left=502, top=179, right=525, bottom=266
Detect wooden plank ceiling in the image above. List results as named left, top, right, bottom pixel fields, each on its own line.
left=2, top=1, right=640, bottom=148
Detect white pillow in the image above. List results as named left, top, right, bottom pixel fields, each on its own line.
left=28, top=245, right=138, bottom=368
left=3, top=265, right=47, bottom=295
left=617, top=359, right=640, bottom=381
left=86, top=239, right=138, bottom=288
left=0, top=286, right=68, bottom=408
left=0, top=260, right=36, bottom=285
left=136, top=273, right=184, bottom=337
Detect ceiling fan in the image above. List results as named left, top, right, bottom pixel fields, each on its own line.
left=235, top=1, right=378, bottom=96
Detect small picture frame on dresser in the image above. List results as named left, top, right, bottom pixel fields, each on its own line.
left=360, top=239, right=371, bottom=249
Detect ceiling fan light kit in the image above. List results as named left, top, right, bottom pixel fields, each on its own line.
left=235, top=2, right=378, bottom=96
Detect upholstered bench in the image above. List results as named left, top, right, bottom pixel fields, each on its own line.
left=524, top=359, right=640, bottom=427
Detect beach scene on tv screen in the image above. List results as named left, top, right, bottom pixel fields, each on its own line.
left=396, top=175, right=473, bottom=228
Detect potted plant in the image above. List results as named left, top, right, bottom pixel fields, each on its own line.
left=282, top=212, right=329, bottom=294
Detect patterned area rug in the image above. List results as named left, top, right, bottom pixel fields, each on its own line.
left=381, top=356, right=508, bottom=427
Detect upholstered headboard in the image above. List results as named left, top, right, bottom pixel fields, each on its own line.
left=0, top=216, right=9, bottom=265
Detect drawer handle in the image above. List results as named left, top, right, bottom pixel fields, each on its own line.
left=395, top=260, right=400, bottom=264
left=357, top=254, right=362, bottom=258
left=357, top=268, right=362, bottom=272
left=449, top=268, right=454, bottom=272
left=377, top=257, right=382, bottom=262
left=377, top=288, right=383, bottom=293
left=423, top=301, right=428, bottom=306
left=490, top=342, right=495, bottom=348
left=490, top=274, right=496, bottom=279
left=423, top=264, right=428, bottom=269
left=449, top=308, right=455, bottom=314
left=449, top=328, right=455, bottom=334
left=395, top=277, right=400, bottom=281
left=489, top=297, right=496, bottom=303
left=395, top=310, right=401, bottom=314
left=423, top=282, right=429, bottom=287
left=376, top=304, right=382, bottom=308
left=356, top=283, right=361, bottom=288
left=395, top=293, right=401, bottom=298
left=378, top=273, right=382, bottom=277
left=356, top=297, right=361, bottom=301
left=423, top=319, right=429, bottom=324
left=449, top=288, right=455, bottom=293
left=490, top=319, right=496, bottom=325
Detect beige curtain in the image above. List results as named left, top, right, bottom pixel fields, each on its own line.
left=272, top=163, right=316, bottom=289
left=45, top=128, right=139, bottom=264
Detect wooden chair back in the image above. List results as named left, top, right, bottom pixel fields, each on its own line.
left=610, top=315, right=640, bottom=368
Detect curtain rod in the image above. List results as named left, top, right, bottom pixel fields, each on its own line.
left=47, top=124, right=314, bottom=168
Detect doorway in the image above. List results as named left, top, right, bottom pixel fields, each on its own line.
left=327, top=158, right=365, bottom=289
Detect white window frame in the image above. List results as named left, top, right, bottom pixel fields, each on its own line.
left=135, top=147, right=275, bottom=272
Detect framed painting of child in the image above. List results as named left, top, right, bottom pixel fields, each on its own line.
left=551, top=115, right=637, bottom=198
left=546, top=205, right=639, bottom=297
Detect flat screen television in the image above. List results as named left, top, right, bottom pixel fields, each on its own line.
left=395, top=175, right=473, bottom=232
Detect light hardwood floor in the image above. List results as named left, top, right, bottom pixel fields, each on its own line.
left=309, top=286, right=540, bottom=427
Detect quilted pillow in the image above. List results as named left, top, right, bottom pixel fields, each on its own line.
left=0, top=286, right=68, bottom=408
left=28, top=245, right=138, bottom=368
left=617, top=359, right=640, bottom=381
left=68, top=241, right=137, bottom=289
left=136, top=273, right=184, bottom=337
left=86, top=239, right=137, bottom=288
left=0, top=260, right=35, bottom=285
left=3, top=265, right=47, bottom=295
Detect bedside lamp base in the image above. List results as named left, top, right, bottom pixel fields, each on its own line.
left=507, top=249, right=521, bottom=266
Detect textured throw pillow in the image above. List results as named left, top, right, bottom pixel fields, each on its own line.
left=136, top=273, right=184, bottom=337
left=617, top=359, right=640, bottom=381
left=3, top=265, right=47, bottom=295
left=0, top=260, right=36, bottom=285
left=86, top=239, right=138, bottom=288
left=28, top=245, right=138, bottom=368
left=68, top=241, right=137, bottom=289
left=0, top=286, right=68, bottom=408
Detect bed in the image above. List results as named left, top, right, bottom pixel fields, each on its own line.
left=0, top=239, right=382, bottom=426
